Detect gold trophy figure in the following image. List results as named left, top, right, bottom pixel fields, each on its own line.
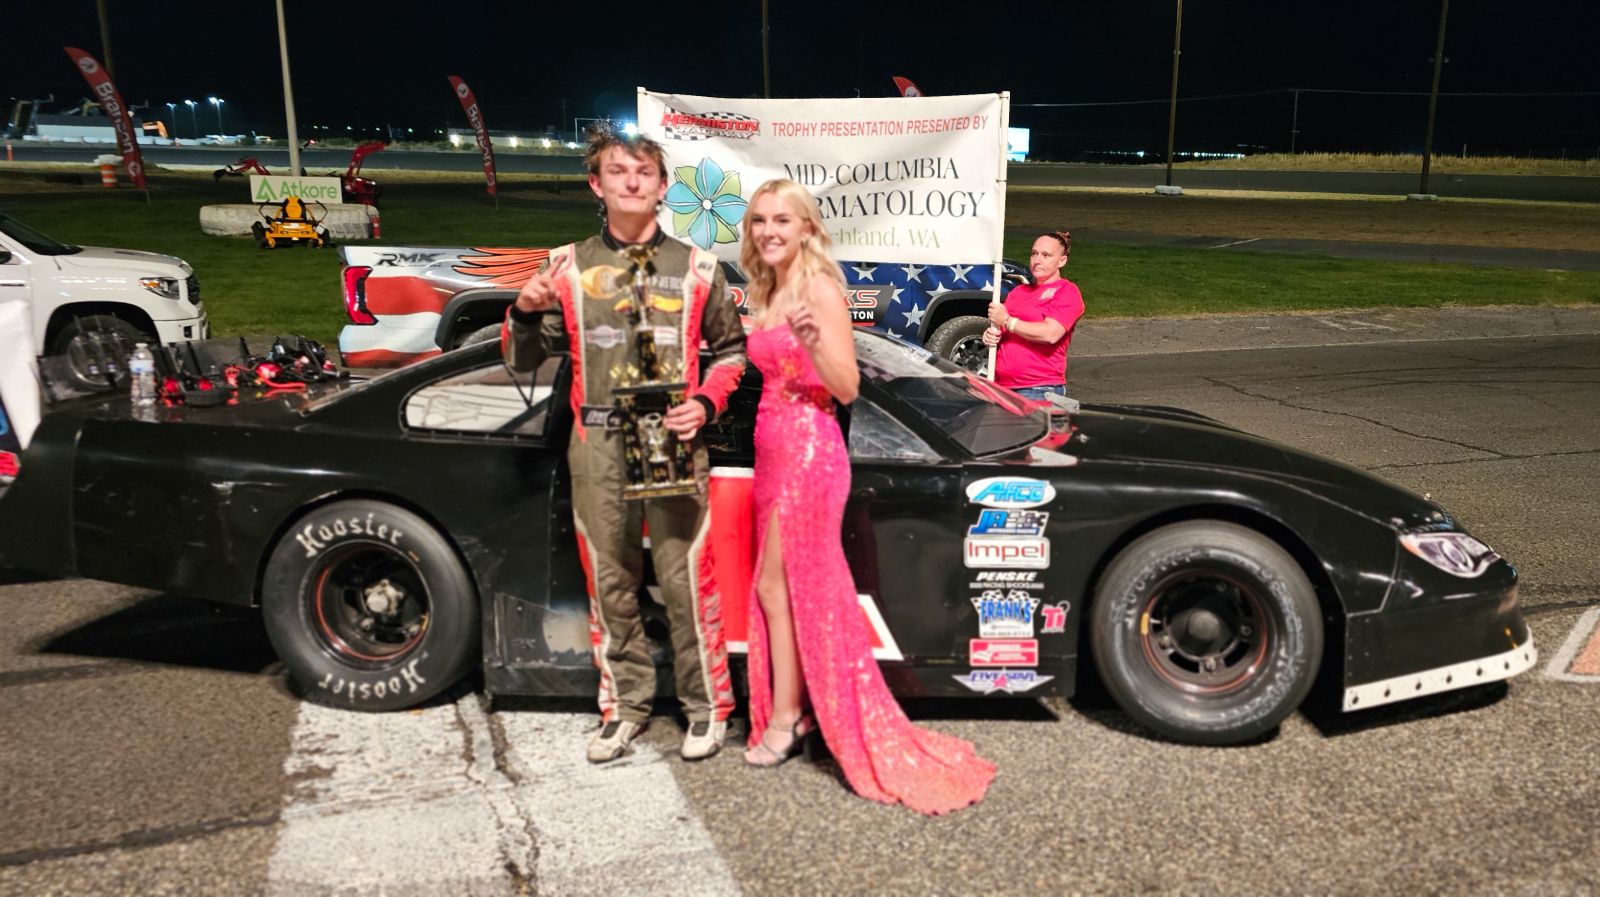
left=611, top=244, right=697, bottom=500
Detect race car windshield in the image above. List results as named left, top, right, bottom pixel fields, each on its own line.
left=0, top=214, right=81, bottom=256
left=854, top=333, right=1048, bottom=457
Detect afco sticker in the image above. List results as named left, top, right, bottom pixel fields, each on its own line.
left=968, top=509, right=1048, bottom=537
left=966, top=477, right=1055, bottom=509
left=952, top=669, right=1054, bottom=695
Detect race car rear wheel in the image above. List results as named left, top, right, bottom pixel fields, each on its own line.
left=924, top=315, right=990, bottom=374
left=262, top=500, right=479, bottom=711
left=1090, top=520, right=1323, bottom=745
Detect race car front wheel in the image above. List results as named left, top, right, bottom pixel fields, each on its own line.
left=1090, top=520, right=1323, bottom=745
left=262, top=499, right=480, bottom=711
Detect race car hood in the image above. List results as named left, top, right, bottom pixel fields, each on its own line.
left=1065, top=402, right=1445, bottom=530
left=55, top=246, right=192, bottom=277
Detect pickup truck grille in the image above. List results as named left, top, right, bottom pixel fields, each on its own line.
left=186, top=276, right=202, bottom=305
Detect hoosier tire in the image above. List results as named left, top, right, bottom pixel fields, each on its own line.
left=1090, top=521, right=1323, bottom=745
left=262, top=500, right=479, bottom=711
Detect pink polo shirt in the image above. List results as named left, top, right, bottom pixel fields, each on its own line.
left=994, top=278, right=1085, bottom=388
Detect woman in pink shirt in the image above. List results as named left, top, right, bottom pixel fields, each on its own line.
left=982, top=230, right=1085, bottom=401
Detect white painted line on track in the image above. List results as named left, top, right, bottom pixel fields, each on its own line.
left=266, top=694, right=739, bottom=896
left=1208, top=237, right=1261, bottom=249
left=1544, top=606, right=1600, bottom=683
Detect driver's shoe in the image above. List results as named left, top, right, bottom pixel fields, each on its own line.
left=679, top=719, right=726, bottom=761
left=586, top=719, right=644, bottom=764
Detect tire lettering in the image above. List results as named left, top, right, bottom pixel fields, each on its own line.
left=390, top=529, right=403, bottom=545
left=375, top=681, right=387, bottom=699
left=318, top=525, right=333, bottom=542
left=378, top=524, right=389, bottom=540
left=334, top=520, right=348, bottom=536
left=297, top=524, right=327, bottom=557
left=400, top=658, right=427, bottom=693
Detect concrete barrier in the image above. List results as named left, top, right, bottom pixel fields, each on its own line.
left=200, top=203, right=377, bottom=241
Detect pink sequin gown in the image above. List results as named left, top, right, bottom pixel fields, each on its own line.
left=745, top=325, right=996, bottom=815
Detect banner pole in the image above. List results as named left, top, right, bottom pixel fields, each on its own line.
left=987, top=90, right=1010, bottom=381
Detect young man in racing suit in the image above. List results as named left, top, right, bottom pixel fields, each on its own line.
left=503, top=130, right=747, bottom=763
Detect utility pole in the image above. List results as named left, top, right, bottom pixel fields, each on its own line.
left=1163, top=0, right=1183, bottom=189
left=762, top=0, right=771, bottom=98
left=1290, top=89, right=1301, bottom=154
left=276, top=0, right=302, bottom=177
left=96, top=0, right=115, bottom=78
left=1420, top=0, right=1450, bottom=196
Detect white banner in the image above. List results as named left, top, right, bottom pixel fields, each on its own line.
left=249, top=175, right=344, bottom=204
left=638, top=89, right=1007, bottom=265
left=0, top=300, right=41, bottom=452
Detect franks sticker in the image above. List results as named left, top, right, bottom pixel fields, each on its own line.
left=968, top=509, right=1048, bottom=537
left=972, top=590, right=1039, bottom=638
left=964, top=536, right=1049, bottom=569
left=966, top=476, right=1055, bottom=509
left=953, top=669, right=1054, bottom=695
left=969, top=639, right=1039, bottom=668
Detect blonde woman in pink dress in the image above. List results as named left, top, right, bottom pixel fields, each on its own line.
left=738, top=179, right=996, bottom=815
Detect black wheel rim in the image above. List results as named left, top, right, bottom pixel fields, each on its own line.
left=311, top=544, right=429, bottom=665
left=1138, top=570, right=1270, bottom=695
left=948, top=334, right=988, bottom=373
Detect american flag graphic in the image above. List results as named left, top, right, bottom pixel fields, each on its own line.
left=839, top=260, right=997, bottom=339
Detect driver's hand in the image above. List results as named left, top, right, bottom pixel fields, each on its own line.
left=663, top=399, right=707, bottom=441
left=515, top=272, right=558, bottom=313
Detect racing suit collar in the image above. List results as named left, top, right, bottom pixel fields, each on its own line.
left=601, top=225, right=668, bottom=252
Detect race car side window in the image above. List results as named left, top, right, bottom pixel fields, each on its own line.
left=848, top=398, right=938, bottom=462
left=402, top=357, right=559, bottom=438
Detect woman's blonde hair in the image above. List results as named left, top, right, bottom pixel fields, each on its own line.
left=738, top=178, right=847, bottom=324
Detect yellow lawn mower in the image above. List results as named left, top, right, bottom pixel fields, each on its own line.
left=251, top=196, right=332, bottom=249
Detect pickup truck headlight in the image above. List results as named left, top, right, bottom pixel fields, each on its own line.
left=139, top=276, right=182, bottom=299
left=1400, top=531, right=1500, bottom=578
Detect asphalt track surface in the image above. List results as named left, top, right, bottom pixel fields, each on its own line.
left=8, top=143, right=1600, bottom=202
left=2, top=307, right=1599, bottom=896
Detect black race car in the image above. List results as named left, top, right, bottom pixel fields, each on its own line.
left=0, top=332, right=1536, bottom=745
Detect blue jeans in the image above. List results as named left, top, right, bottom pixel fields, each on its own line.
left=1013, top=385, right=1066, bottom=401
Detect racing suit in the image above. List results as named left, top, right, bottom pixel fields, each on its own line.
left=503, top=230, right=746, bottom=726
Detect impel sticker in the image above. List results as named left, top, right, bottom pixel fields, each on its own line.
left=952, top=670, right=1054, bottom=694
left=964, top=536, right=1049, bottom=568
left=965, top=477, right=1056, bottom=509
left=969, top=639, right=1039, bottom=667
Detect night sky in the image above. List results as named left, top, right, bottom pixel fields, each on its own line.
left=6, top=1, right=1598, bottom=160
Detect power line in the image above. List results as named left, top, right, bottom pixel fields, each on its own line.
left=1017, top=88, right=1600, bottom=108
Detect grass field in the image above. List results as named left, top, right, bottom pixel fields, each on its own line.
left=1177, top=152, right=1600, bottom=177
left=2, top=165, right=1596, bottom=345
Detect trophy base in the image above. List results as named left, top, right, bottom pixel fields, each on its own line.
left=621, top=480, right=701, bottom=502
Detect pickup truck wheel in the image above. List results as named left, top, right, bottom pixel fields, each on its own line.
left=262, top=500, right=480, bottom=711
left=456, top=323, right=503, bottom=348
left=1090, top=521, right=1324, bottom=745
left=49, top=315, right=152, bottom=391
left=924, top=315, right=990, bottom=373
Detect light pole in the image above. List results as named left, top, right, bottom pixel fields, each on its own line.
left=1164, top=0, right=1183, bottom=188
left=165, top=102, right=176, bottom=139
left=183, top=99, right=197, bottom=139
left=208, top=96, right=225, bottom=139
left=1419, top=0, right=1450, bottom=197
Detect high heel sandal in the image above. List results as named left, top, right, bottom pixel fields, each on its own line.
left=744, top=714, right=816, bottom=768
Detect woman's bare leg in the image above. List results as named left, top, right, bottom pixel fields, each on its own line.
left=746, top=509, right=806, bottom=762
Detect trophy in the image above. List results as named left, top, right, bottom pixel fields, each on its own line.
left=611, top=243, right=698, bottom=500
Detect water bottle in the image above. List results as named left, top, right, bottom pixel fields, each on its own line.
left=129, top=343, right=158, bottom=408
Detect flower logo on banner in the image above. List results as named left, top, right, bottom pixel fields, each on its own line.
left=665, top=158, right=747, bottom=250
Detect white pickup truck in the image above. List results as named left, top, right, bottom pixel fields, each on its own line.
left=0, top=212, right=209, bottom=387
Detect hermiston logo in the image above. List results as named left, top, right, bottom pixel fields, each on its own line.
left=660, top=108, right=760, bottom=141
